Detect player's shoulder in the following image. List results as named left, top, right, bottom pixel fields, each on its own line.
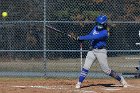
left=102, top=29, right=110, bottom=36
left=101, top=29, right=108, bottom=36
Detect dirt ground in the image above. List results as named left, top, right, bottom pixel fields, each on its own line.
left=0, top=78, right=140, bottom=93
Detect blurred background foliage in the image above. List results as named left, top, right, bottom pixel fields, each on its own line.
left=0, top=0, right=140, bottom=55
left=46, top=0, right=140, bottom=21
left=0, top=0, right=140, bottom=21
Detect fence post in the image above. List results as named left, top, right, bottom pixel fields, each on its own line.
left=43, top=0, right=47, bottom=77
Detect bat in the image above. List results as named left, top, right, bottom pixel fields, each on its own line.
left=46, top=25, right=83, bottom=70
left=46, top=25, right=71, bottom=37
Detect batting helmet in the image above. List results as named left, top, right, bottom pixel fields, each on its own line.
left=96, top=15, right=107, bottom=24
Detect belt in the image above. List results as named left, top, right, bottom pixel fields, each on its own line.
left=94, top=47, right=106, bottom=49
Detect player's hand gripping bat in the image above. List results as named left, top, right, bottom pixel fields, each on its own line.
left=46, top=25, right=78, bottom=40
left=46, top=25, right=70, bottom=36
left=68, top=32, right=79, bottom=40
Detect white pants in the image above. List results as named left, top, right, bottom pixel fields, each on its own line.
left=83, top=49, right=111, bottom=75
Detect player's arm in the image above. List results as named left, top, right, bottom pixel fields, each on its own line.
left=78, top=30, right=108, bottom=40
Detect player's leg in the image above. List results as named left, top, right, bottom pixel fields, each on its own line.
left=94, top=49, right=111, bottom=74
left=76, top=51, right=96, bottom=88
left=95, top=49, right=128, bottom=87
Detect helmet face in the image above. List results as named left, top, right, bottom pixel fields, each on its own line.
left=96, top=15, right=107, bottom=24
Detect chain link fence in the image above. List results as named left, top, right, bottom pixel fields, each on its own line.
left=0, top=0, right=140, bottom=78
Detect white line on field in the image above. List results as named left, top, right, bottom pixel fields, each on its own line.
left=74, top=90, right=97, bottom=93
left=82, top=90, right=97, bottom=93
left=104, top=88, right=121, bottom=91
left=13, top=86, right=26, bottom=88
left=12, top=85, right=68, bottom=90
left=12, top=85, right=97, bottom=93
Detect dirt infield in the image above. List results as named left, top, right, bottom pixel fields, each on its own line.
left=0, top=78, right=140, bottom=93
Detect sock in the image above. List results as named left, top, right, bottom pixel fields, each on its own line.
left=79, top=68, right=89, bottom=83
left=109, top=70, right=121, bottom=81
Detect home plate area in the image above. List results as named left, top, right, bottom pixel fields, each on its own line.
left=0, top=78, right=140, bottom=93
left=11, top=84, right=140, bottom=93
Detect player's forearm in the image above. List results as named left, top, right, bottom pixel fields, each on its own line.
left=79, top=35, right=93, bottom=40
left=92, top=34, right=108, bottom=40
left=79, top=34, right=107, bottom=40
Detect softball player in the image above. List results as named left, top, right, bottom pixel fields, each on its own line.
left=74, top=15, right=128, bottom=88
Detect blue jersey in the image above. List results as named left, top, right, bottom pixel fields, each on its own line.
left=79, top=26, right=108, bottom=48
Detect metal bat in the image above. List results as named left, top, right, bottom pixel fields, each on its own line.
left=46, top=25, right=71, bottom=37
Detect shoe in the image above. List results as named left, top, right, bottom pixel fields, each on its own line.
left=75, top=82, right=81, bottom=89
left=120, top=76, right=128, bottom=88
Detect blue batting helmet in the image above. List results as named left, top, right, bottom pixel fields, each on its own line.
left=96, top=15, right=107, bottom=24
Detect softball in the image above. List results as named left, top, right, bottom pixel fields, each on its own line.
left=2, top=12, right=8, bottom=17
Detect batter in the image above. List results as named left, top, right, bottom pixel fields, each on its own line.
left=74, top=15, right=128, bottom=89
